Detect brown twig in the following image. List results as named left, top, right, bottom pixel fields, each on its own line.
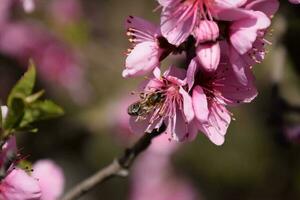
left=61, top=123, right=166, bottom=200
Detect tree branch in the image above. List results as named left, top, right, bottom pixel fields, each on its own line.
left=61, top=123, right=166, bottom=200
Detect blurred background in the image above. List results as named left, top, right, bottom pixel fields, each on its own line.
left=1, top=0, right=300, bottom=199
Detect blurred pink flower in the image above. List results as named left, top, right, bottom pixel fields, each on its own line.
left=0, top=0, right=11, bottom=28
left=48, top=0, right=83, bottom=24
left=129, top=66, right=196, bottom=142
left=32, top=160, right=65, bottom=200
left=0, top=22, right=90, bottom=103
left=289, top=0, right=300, bottom=4
left=130, top=134, right=199, bottom=200
left=21, top=0, right=35, bottom=13
left=285, top=126, right=300, bottom=143
left=108, top=95, right=139, bottom=144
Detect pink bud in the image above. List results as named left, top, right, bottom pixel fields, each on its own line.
left=196, top=42, right=220, bottom=72
left=193, top=20, right=219, bottom=45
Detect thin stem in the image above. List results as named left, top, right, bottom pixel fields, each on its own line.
left=61, top=123, right=166, bottom=200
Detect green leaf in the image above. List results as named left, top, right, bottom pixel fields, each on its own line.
left=7, top=62, right=36, bottom=106
left=3, top=98, right=25, bottom=131
left=20, top=100, right=64, bottom=127
left=25, top=90, right=45, bottom=104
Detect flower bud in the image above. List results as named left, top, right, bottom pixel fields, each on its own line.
left=193, top=20, right=219, bottom=45
left=196, top=42, right=220, bottom=72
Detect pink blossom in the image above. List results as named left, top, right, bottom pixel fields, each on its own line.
left=187, top=53, right=257, bottom=145
left=123, top=16, right=169, bottom=77
left=0, top=137, right=41, bottom=200
left=129, top=66, right=196, bottom=141
left=0, top=169, right=41, bottom=200
left=158, top=0, right=247, bottom=46
left=226, top=1, right=278, bottom=84
left=32, top=160, right=65, bottom=200
left=229, top=11, right=271, bottom=55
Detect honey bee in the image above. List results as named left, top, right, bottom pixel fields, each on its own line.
left=127, top=91, right=165, bottom=119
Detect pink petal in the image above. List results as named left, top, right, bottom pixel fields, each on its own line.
left=186, top=120, right=199, bottom=141
left=229, top=46, right=249, bottom=85
left=157, top=0, right=181, bottom=7
left=215, top=0, right=247, bottom=8
left=32, top=160, right=65, bottom=200
left=192, top=86, right=209, bottom=123
left=213, top=6, right=253, bottom=21
left=230, top=11, right=270, bottom=55
left=153, top=67, right=161, bottom=79
left=198, top=103, right=231, bottom=146
left=245, top=0, right=279, bottom=17
left=123, top=41, right=161, bottom=77
left=125, top=16, right=158, bottom=41
left=167, top=109, right=189, bottom=141
left=215, top=61, right=258, bottom=105
left=179, top=87, right=194, bottom=123
left=160, top=5, right=197, bottom=46
left=164, top=66, right=186, bottom=86
left=0, top=169, right=41, bottom=200
left=196, top=42, right=220, bottom=72
left=200, top=124, right=225, bottom=146
left=186, top=58, right=198, bottom=91
left=164, top=65, right=186, bottom=81
left=144, top=78, right=164, bottom=92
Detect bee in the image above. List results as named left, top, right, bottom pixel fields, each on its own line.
left=127, top=91, right=165, bottom=118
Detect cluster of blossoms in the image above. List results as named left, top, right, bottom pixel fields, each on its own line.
left=123, top=0, right=283, bottom=145
left=0, top=107, right=64, bottom=200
